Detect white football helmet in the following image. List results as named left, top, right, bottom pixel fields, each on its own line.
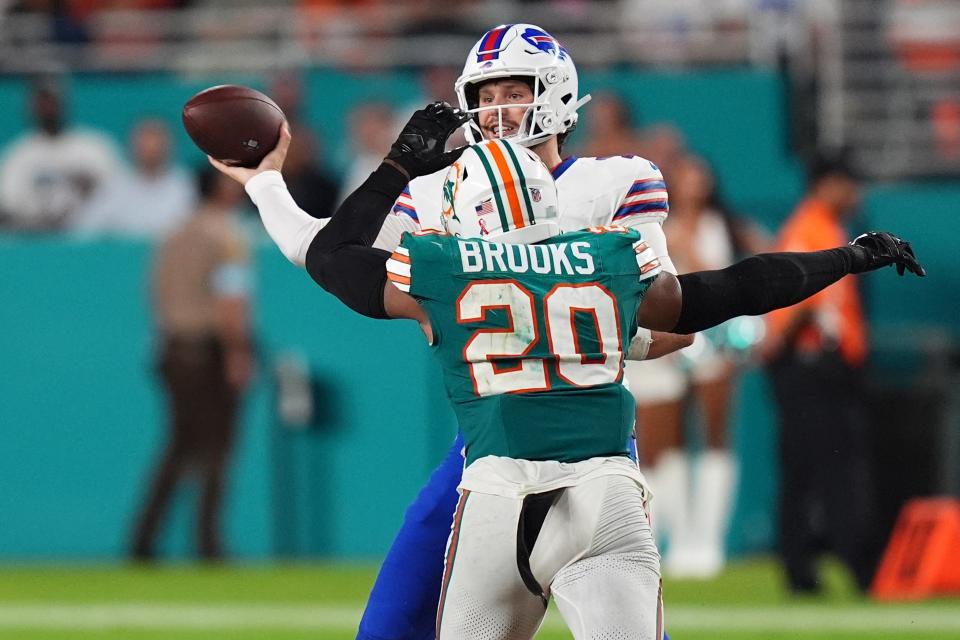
left=441, top=138, right=561, bottom=244
left=455, top=23, right=591, bottom=148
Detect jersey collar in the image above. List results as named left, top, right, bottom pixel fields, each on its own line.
left=550, top=156, right=577, bottom=180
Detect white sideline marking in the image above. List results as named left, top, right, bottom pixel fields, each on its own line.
left=0, top=604, right=957, bottom=632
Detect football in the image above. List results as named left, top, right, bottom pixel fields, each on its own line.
left=182, top=85, right=286, bottom=168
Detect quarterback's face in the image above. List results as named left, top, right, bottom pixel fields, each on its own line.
left=476, top=79, right=535, bottom=140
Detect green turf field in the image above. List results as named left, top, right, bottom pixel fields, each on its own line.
left=0, top=558, right=957, bottom=639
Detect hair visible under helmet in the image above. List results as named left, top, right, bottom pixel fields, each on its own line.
left=455, top=24, right=590, bottom=148
left=440, top=138, right=561, bottom=245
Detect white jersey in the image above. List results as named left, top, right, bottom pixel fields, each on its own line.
left=374, top=154, right=676, bottom=274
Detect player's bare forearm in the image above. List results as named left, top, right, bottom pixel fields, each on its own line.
left=646, top=331, right=695, bottom=359
left=383, top=283, right=433, bottom=341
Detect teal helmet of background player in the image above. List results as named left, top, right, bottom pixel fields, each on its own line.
left=440, top=138, right=561, bottom=244
left=455, top=24, right=591, bottom=147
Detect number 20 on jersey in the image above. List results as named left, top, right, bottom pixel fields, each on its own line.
left=457, top=280, right=624, bottom=396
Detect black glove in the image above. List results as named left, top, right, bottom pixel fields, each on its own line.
left=847, top=231, right=926, bottom=276
left=385, top=102, right=470, bottom=179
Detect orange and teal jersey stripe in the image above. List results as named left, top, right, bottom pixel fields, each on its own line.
left=385, top=246, right=411, bottom=292
left=469, top=140, right=538, bottom=236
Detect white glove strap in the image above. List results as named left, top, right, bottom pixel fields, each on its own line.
left=245, top=170, right=328, bottom=267
left=626, top=327, right=653, bottom=361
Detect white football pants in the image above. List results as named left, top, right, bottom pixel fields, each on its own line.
left=436, top=474, right=663, bottom=640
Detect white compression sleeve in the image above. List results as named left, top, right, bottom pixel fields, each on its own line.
left=244, top=170, right=328, bottom=267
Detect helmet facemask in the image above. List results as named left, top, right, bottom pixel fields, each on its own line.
left=455, top=24, right=591, bottom=148
left=459, top=75, right=548, bottom=147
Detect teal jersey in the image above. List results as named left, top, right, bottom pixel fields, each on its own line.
left=386, top=227, right=661, bottom=465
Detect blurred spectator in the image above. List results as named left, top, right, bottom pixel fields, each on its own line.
left=888, top=0, right=960, bottom=73
left=338, top=101, right=394, bottom=203
left=413, top=64, right=459, bottom=105
left=269, top=70, right=307, bottom=124
left=131, top=167, right=255, bottom=562
left=395, top=65, right=466, bottom=149
left=637, top=123, right=687, bottom=182
left=72, top=118, right=196, bottom=238
left=267, top=71, right=340, bottom=219
left=9, top=0, right=90, bottom=43
left=0, top=77, right=122, bottom=231
left=284, top=125, right=340, bottom=219
left=762, top=153, right=879, bottom=594
left=887, top=0, right=960, bottom=163
left=628, top=154, right=753, bottom=579
left=578, top=92, right=645, bottom=158
left=398, top=0, right=474, bottom=37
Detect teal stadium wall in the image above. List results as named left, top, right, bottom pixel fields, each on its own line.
left=0, top=69, right=956, bottom=560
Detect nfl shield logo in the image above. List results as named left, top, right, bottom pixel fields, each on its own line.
left=530, top=187, right=541, bottom=203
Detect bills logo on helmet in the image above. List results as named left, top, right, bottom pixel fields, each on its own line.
left=521, top=27, right=567, bottom=60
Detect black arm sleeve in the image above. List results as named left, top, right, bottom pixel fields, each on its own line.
left=306, top=245, right=392, bottom=319
left=303, top=162, right=408, bottom=319
left=671, top=247, right=856, bottom=334
left=308, top=162, right=408, bottom=254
